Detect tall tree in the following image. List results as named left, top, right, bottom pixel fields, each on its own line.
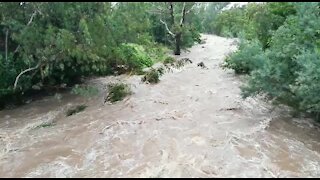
left=151, top=2, right=197, bottom=55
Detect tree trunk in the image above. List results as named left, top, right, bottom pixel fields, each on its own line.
left=174, top=32, right=181, bottom=55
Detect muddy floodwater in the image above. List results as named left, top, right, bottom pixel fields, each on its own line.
left=1, top=35, right=320, bottom=178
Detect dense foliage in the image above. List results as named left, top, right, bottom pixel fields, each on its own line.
left=0, top=2, right=201, bottom=108
left=221, top=2, right=320, bottom=120
left=3, top=2, right=319, bottom=122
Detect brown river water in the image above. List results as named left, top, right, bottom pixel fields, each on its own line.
left=0, top=35, right=320, bottom=178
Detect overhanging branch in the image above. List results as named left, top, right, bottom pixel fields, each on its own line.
left=160, top=19, right=175, bottom=37
left=180, top=2, right=186, bottom=26
left=13, top=63, right=40, bottom=90
left=185, top=3, right=196, bottom=15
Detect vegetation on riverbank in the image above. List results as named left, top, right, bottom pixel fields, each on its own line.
left=217, top=2, right=320, bottom=120
left=0, top=2, right=202, bottom=108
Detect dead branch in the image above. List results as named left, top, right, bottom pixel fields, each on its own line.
left=5, top=29, right=8, bottom=62
left=160, top=19, right=175, bottom=37
left=180, top=2, right=186, bottom=26
left=169, top=2, right=174, bottom=25
left=185, top=3, right=196, bottom=15
left=27, top=11, right=37, bottom=26
left=13, top=63, right=40, bottom=90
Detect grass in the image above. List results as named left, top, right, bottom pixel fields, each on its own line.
left=66, top=104, right=87, bottom=116
left=163, top=56, right=175, bottom=65
left=105, top=83, right=131, bottom=103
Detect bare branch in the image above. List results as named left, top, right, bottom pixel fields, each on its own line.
left=27, top=11, right=37, bottom=26
left=5, top=29, right=8, bottom=62
left=160, top=19, right=175, bottom=37
left=156, top=6, right=166, bottom=13
left=185, top=3, right=196, bottom=15
left=169, top=2, right=174, bottom=25
left=13, top=45, right=20, bottom=54
left=13, top=63, right=40, bottom=90
left=180, top=2, right=186, bottom=26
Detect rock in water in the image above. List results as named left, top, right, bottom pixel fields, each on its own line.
left=197, top=62, right=207, bottom=69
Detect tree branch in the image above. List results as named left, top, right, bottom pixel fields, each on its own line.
left=180, top=2, right=186, bottom=26
left=185, top=3, right=196, bottom=15
left=5, top=29, right=8, bottom=62
left=13, top=63, right=40, bottom=90
left=160, top=19, right=175, bottom=37
left=27, top=11, right=37, bottom=26
left=169, top=2, right=174, bottom=25
left=13, top=46, right=20, bottom=54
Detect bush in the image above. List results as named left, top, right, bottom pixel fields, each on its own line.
left=223, top=39, right=265, bottom=74
left=0, top=2, right=202, bottom=108
left=114, top=43, right=153, bottom=73
left=293, top=51, right=320, bottom=119
left=105, top=83, right=131, bottom=103
left=141, top=67, right=164, bottom=84
left=236, top=3, right=320, bottom=121
left=144, top=42, right=170, bottom=63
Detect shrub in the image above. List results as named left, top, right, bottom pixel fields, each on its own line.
left=239, top=3, right=320, bottom=121
left=144, top=42, right=170, bottom=63
left=114, top=43, right=153, bottom=73
left=105, top=83, right=131, bottom=103
left=293, top=51, right=320, bottom=120
left=141, top=67, right=164, bottom=84
left=223, top=39, right=265, bottom=74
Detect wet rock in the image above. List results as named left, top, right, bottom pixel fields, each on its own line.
left=197, top=62, right=208, bottom=69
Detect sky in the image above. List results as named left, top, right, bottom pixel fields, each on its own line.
left=223, top=2, right=263, bottom=10
left=229, top=2, right=249, bottom=6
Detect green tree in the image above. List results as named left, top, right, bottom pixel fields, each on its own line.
left=150, top=2, right=199, bottom=55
